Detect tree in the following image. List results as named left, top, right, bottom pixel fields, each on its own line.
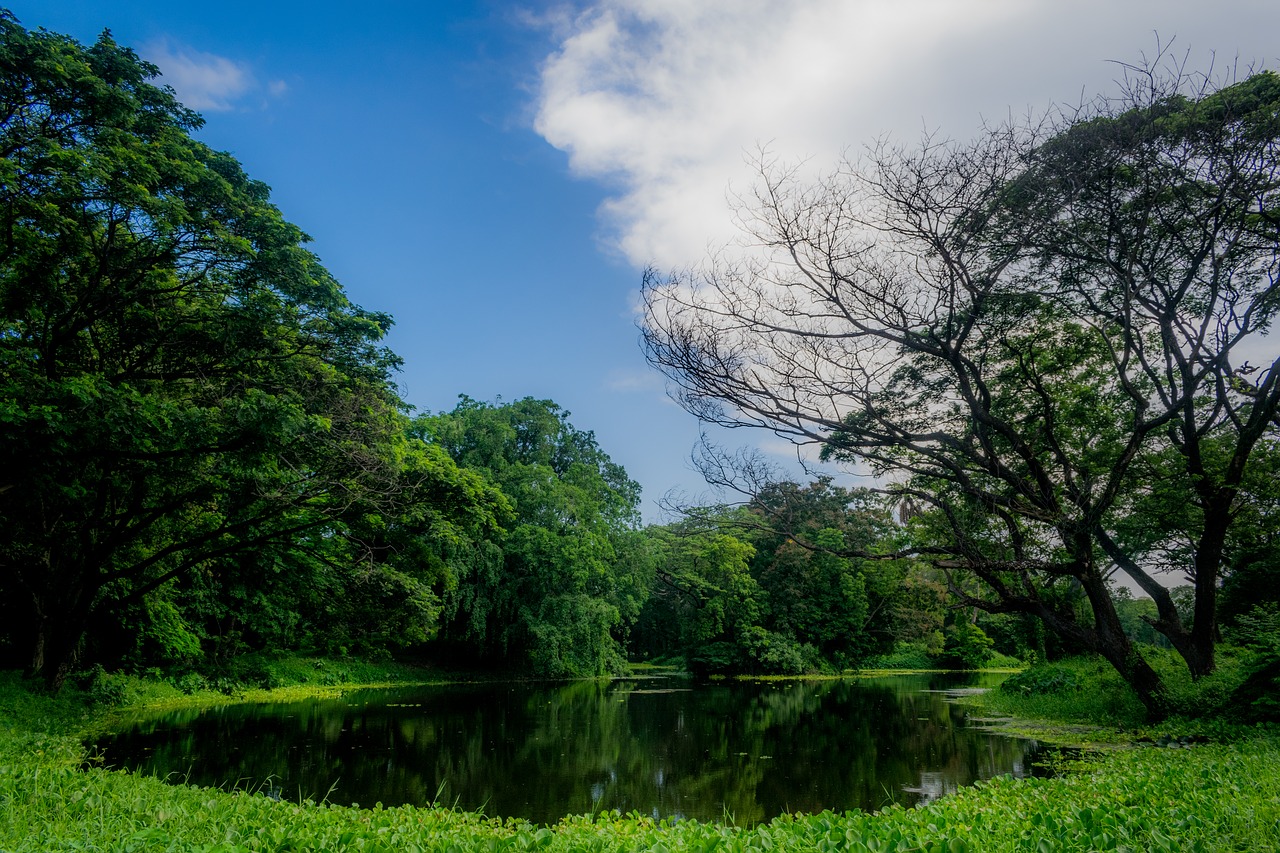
left=421, top=397, right=647, bottom=676
left=0, top=16, right=404, bottom=688
left=642, top=64, right=1280, bottom=718
left=183, top=431, right=511, bottom=662
left=634, top=480, right=901, bottom=673
left=636, top=523, right=764, bottom=674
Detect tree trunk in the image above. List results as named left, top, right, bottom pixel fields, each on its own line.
left=1082, top=571, right=1170, bottom=721
left=1104, top=646, right=1169, bottom=722
left=28, top=596, right=91, bottom=693
left=1186, top=499, right=1231, bottom=678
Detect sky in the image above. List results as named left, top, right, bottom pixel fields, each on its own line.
left=12, top=0, right=1280, bottom=521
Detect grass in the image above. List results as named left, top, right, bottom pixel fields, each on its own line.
left=969, top=646, right=1271, bottom=740
left=1, top=659, right=1279, bottom=851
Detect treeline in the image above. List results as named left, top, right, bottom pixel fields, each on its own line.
left=3, top=15, right=1279, bottom=696
left=0, top=15, right=651, bottom=687
left=64, top=395, right=653, bottom=682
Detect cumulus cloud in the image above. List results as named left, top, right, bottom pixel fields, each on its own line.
left=141, top=39, right=283, bottom=112
left=534, top=0, right=1280, bottom=269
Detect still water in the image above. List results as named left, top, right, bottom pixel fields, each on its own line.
left=94, top=673, right=1037, bottom=825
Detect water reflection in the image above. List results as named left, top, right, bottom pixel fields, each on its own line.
left=94, top=674, right=1037, bottom=825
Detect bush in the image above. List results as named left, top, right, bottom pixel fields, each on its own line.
left=1228, top=603, right=1280, bottom=660
left=985, top=651, right=1024, bottom=669
left=172, top=672, right=208, bottom=695
left=862, top=642, right=938, bottom=670
left=1146, top=645, right=1254, bottom=719
left=1001, top=664, right=1082, bottom=696
left=1229, top=659, right=1280, bottom=723
left=742, top=628, right=822, bottom=675
left=688, top=641, right=741, bottom=677
left=82, top=667, right=143, bottom=707
left=987, top=657, right=1146, bottom=726
left=942, top=622, right=995, bottom=669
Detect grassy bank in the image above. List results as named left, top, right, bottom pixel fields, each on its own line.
left=2, top=664, right=1278, bottom=852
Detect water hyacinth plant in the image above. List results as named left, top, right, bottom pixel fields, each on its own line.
left=2, top=669, right=1279, bottom=853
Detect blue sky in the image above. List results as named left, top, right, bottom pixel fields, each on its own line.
left=12, top=1, right=1280, bottom=520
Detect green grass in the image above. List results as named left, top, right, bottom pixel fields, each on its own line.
left=2, top=662, right=1279, bottom=852
left=980, top=656, right=1149, bottom=730
left=974, top=647, right=1268, bottom=736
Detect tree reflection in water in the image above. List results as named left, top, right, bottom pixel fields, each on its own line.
left=95, top=673, right=1037, bottom=825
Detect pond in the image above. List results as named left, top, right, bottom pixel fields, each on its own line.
left=93, top=672, right=1039, bottom=825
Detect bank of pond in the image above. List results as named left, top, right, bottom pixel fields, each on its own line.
left=90, top=672, right=1041, bottom=825
left=1, top=668, right=1278, bottom=852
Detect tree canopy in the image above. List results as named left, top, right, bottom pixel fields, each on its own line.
left=420, top=397, right=649, bottom=676
left=642, top=65, right=1280, bottom=717
left=0, top=15, right=459, bottom=687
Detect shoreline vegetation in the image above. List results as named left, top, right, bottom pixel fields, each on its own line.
left=2, top=659, right=1277, bottom=852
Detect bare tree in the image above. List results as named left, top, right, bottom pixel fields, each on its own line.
left=642, top=63, right=1280, bottom=719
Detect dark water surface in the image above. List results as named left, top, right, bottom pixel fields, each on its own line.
left=93, top=673, right=1038, bottom=825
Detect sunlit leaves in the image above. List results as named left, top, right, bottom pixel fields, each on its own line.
left=420, top=398, right=645, bottom=676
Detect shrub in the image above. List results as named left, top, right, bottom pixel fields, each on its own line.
left=688, top=642, right=741, bottom=677
left=742, top=628, right=822, bottom=675
left=173, top=672, right=208, bottom=695
left=83, top=667, right=142, bottom=707
left=862, top=642, right=937, bottom=670
left=942, top=622, right=995, bottom=669
left=1229, top=658, right=1280, bottom=723
left=987, top=657, right=1147, bottom=727
left=1229, top=603, right=1280, bottom=660
left=985, top=651, right=1024, bottom=669
left=1001, top=664, right=1081, bottom=696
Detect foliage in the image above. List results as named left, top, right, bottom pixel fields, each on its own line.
left=421, top=397, right=646, bottom=677
left=122, top=432, right=513, bottom=672
left=0, top=16, right=530, bottom=685
left=860, top=643, right=938, bottom=670
left=0, top=14, right=423, bottom=688
left=639, top=527, right=763, bottom=675
left=988, top=664, right=1147, bottom=729
left=941, top=621, right=995, bottom=669
left=746, top=482, right=897, bottom=664
left=973, top=611, right=1046, bottom=661
left=1110, top=588, right=1172, bottom=648
left=984, top=650, right=1024, bottom=668
left=636, top=481, right=910, bottom=675
left=1001, top=664, right=1084, bottom=697
left=642, top=63, right=1280, bottom=718
left=1228, top=658, right=1280, bottom=723
left=992, top=651, right=1264, bottom=729
left=1229, top=602, right=1280, bottom=660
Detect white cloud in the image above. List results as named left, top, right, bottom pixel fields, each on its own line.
left=534, top=0, right=1280, bottom=269
left=605, top=368, right=666, bottom=392
left=141, top=39, right=282, bottom=112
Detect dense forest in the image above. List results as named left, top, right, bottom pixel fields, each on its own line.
left=2, top=15, right=1279, bottom=725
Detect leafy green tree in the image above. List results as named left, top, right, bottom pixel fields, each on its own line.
left=312, top=436, right=512, bottom=656
left=636, top=481, right=906, bottom=673
left=745, top=481, right=896, bottom=665
left=420, top=397, right=646, bottom=676
left=941, top=621, right=995, bottom=669
left=636, top=524, right=763, bottom=674
left=0, top=16, right=408, bottom=688
left=643, top=65, right=1280, bottom=718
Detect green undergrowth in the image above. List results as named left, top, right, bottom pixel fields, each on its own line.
left=2, top=665, right=1280, bottom=852
left=861, top=644, right=1024, bottom=671
left=980, top=656, right=1149, bottom=730
left=974, top=648, right=1273, bottom=737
